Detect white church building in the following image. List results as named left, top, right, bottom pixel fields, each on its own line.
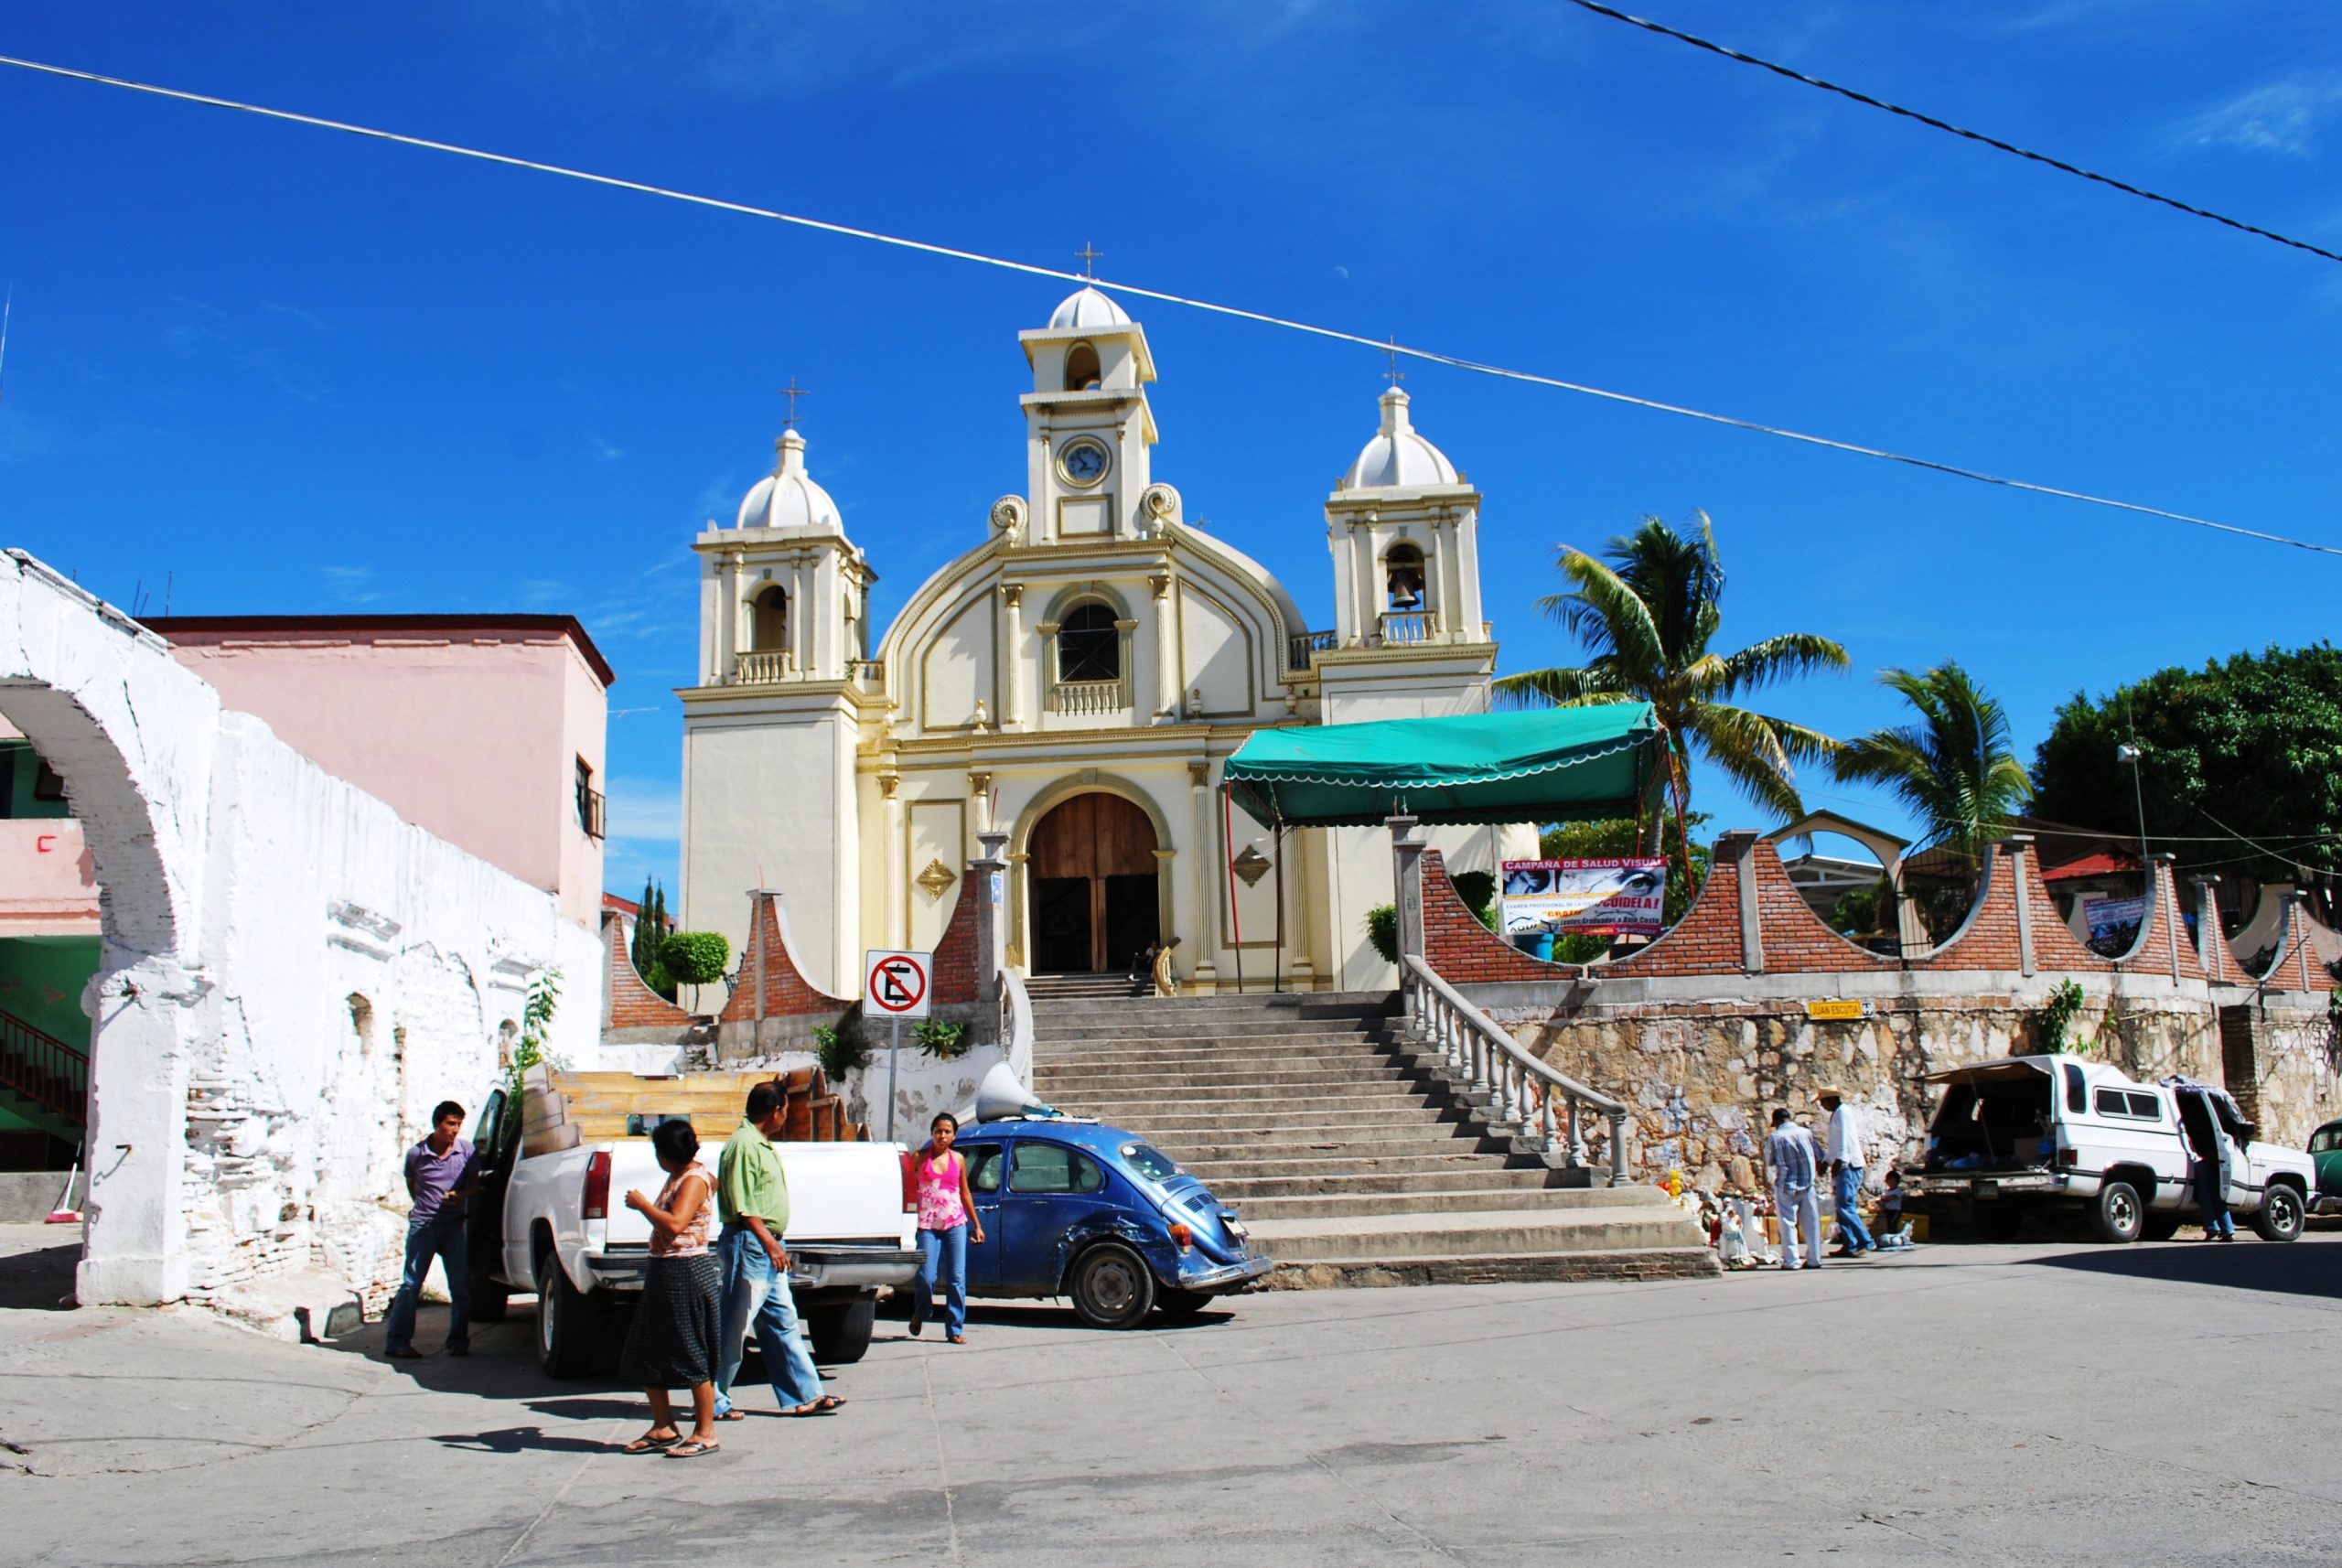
left=677, top=285, right=1528, bottom=997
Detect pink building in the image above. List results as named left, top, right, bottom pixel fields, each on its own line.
left=143, top=616, right=614, bottom=930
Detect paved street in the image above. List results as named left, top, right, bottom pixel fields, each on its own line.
left=3, top=1220, right=2338, bottom=1566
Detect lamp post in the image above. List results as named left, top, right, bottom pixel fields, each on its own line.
left=2116, top=743, right=2151, bottom=897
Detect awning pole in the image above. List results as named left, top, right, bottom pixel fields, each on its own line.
left=1273, top=818, right=1286, bottom=993
left=1223, top=781, right=1244, bottom=994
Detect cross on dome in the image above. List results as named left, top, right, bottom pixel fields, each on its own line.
left=779, top=375, right=810, bottom=429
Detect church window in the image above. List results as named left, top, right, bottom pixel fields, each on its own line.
left=750, top=585, right=790, bottom=651
left=1385, top=543, right=1426, bottom=611
left=1064, top=341, right=1102, bottom=392
left=1058, top=603, right=1120, bottom=683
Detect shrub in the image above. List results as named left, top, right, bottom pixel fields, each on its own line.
left=642, top=958, right=678, bottom=1002
left=1452, top=870, right=1496, bottom=921
left=1366, top=904, right=1399, bottom=965
left=504, top=969, right=564, bottom=1096
left=1553, top=932, right=1614, bottom=965
left=813, top=1024, right=870, bottom=1081
left=912, top=1019, right=970, bottom=1060
left=660, top=931, right=731, bottom=987
left=2038, top=979, right=2086, bottom=1052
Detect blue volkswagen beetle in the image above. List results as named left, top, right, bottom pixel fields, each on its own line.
left=951, top=1118, right=1272, bottom=1327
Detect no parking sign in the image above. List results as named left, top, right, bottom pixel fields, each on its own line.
left=864, top=950, right=932, bottom=1020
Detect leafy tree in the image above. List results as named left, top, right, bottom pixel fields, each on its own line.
left=1828, top=880, right=1890, bottom=937
left=661, top=931, right=731, bottom=986
left=2031, top=644, right=2342, bottom=921
left=504, top=969, right=563, bottom=1097
left=1495, top=512, right=1845, bottom=880
left=1833, top=662, right=2032, bottom=877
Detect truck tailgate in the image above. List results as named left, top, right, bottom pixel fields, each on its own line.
left=600, top=1139, right=909, bottom=1247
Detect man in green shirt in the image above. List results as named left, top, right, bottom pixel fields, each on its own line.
left=712, top=1081, right=842, bottom=1418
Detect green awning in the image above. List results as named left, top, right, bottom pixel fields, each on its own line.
left=1221, top=704, right=1661, bottom=828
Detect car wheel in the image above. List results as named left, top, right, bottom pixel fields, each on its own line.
left=1069, top=1243, right=1155, bottom=1329
left=2141, top=1213, right=2183, bottom=1243
left=2091, top=1181, right=2145, bottom=1244
left=806, top=1297, right=877, bottom=1364
left=1156, top=1289, right=1214, bottom=1320
left=1974, top=1206, right=2025, bottom=1243
left=2251, top=1184, right=2305, bottom=1243
left=535, top=1251, right=602, bottom=1379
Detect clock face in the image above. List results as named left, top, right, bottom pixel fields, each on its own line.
left=1058, top=438, right=1110, bottom=487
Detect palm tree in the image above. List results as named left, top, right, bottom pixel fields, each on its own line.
left=1494, top=512, right=1847, bottom=875
left=1832, top=661, right=2032, bottom=874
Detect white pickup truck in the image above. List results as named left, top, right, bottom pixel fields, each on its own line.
left=463, top=1070, right=921, bottom=1378
left=1906, top=1053, right=2315, bottom=1244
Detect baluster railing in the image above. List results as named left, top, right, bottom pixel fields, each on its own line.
left=1401, top=954, right=1628, bottom=1183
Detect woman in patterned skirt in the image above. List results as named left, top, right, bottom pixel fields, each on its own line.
left=618, top=1118, right=723, bottom=1457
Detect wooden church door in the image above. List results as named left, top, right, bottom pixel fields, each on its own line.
left=1028, top=792, right=1159, bottom=972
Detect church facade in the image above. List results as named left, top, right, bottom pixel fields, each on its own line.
left=677, top=286, right=1528, bottom=998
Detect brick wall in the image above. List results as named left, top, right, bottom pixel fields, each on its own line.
left=1745, top=839, right=1900, bottom=973
left=719, top=891, right=852, bottom=1025
left=1602, top=849, right=1747, bottom=977
left=1421, top=849, right=1579, bottom=983
left=932, top=878, right=981, bottom=1005
left=602, top=911, right=697, bottom=1028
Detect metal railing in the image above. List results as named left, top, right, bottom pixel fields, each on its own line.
left=735, top=649, right=798, bottom=684
left=1286, top=628, right=1338, bottom=669
left=1377, top=610, right=1439, bottom=646
left=1049, top=675, right=1130, bottom=716
left=1401, top=954, right=1628, bottom=1182
left=577, top=786, right=606, bottom=841
left=0, top=1006, right=87, bottom=1125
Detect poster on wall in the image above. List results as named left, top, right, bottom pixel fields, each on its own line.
left=1500, top=858, right=1667, bottom=935
left=2083, top=895, right=2146, bottom=953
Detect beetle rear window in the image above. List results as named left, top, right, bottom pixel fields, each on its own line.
left=1119, top=1142, right=1183, bottom=1182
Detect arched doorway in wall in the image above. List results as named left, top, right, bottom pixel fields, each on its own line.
left=1028, top=792, right=1158, bottom=973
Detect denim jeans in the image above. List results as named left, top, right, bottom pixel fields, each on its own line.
left=911, top=1223, right=969, bottom=1336
left=1832, top=1165, right=1875, bottom=1251
left=2194, top=1164, right=2234, bottom=1237
left=383, top=1215, right=468, bottom=1353
left=714, top=1222, right=822, bottom=1416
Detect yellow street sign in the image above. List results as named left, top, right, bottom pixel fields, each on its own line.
left=1804, top=998, right=1870, bottom=1021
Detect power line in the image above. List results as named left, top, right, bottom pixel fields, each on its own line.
left=4, top=50, right=2340, bottom=560
left=1554, top=0, right=2342, bottom=268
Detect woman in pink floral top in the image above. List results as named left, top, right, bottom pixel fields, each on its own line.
left=907, top=1112, right=985, bottom=1343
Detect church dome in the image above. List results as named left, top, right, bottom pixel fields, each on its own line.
left=736, top=429, right=841, bottom=532
left=1339, top=388, right=1459, bottom=490
left=1047, top=285, right=1131, bottom=330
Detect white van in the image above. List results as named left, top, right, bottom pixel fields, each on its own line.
left=1905, top=1053, right=2314, bottom=1244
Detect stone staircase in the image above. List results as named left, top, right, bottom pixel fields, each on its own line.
left=1026, top=990, right=1716, bottom=1287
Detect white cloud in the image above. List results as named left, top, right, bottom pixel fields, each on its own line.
left=321, top=564, right=384, bottom=605
left=2181, top=73, right=2342, bottom=157
left=593, top=437, right=626, bottom=462
left=604, top=777, right=681, bottom=843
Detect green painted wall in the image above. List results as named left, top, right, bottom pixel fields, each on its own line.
left=0, top=741, right=72, bottom=821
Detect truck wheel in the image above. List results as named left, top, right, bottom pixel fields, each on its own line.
left=470, top=1279, right=510, bottom=1324
left=2251, top=1184, right=2305, bottom=1243
left=2091, top=1181, right=2145, bottom=1244
left=806, top=1298, right=876, bottom=1364
left=535, top=1252, right=602, bottom=1380
left=2141, top=1214, right=2183, bottom=1242
left=1069, top=1242, right=1155, bottom=1329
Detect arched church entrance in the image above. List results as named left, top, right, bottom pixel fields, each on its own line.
left=1029, top=792, right=1158, bottom=974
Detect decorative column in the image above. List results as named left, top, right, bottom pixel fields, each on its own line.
left=999, top=583, right=1026, bottom=730
left=879, top=771, right=903, bottom=949
left=1436, top=508, right=1463, bottom=641
left=1188, top=760, right=1218, bottom=993
left=970, top=830, right=1009, bottom=1004
left=716, top=550, right=745, bottom=682
left=1993, top=834, right=2036, bottom=977
left=968, top=771, right=994, bottom=836
left=1388, top=814, right=1425, bottom=965
left=2153, top=853, right=2182, bottom=981
left=2190, top=875, right=2225, bottom=976
left=1113, top=618, right=1140, bottom=712
left=1354, top=517, right=1380, bottom=646
left=1149, top=571, right=1176, bottom=722
left=1035, top=622, right=1060, bottom=717
left=1718, top=829, right=1762, bottom=973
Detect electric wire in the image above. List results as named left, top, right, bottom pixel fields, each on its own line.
left=1554, top=0, right=2342, bottom=269
left=3, top=50, right=2340, bottom=559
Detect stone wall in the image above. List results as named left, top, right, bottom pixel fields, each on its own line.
left=1408, top=825, right=2342, bottom=1189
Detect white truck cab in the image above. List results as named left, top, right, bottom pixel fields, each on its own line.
left=1907, top=1053, right=2314, bottom=1244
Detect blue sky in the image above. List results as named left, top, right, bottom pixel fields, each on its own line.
left=3, top=2, right=2339, bottom=896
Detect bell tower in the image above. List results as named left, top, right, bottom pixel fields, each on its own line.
left=1015, top=284, right=1162, bottom=545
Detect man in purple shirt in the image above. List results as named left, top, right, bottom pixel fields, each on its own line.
left=385, top=1101, right=476, bottom=1359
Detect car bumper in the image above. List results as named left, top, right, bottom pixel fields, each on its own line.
left=584, top=1243, right=922, bottom=1294
left=2313, top=1193, right=2342, bottom=1216
left=1906, top=1171, right=2068, bottom=1200
left=1174, top=1251, right=1275, bottom=1292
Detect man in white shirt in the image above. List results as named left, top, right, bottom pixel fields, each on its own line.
left=1819, top=1086, right=1876, bottom=1258
left=1763, top=1108, right=1824, bottom=1270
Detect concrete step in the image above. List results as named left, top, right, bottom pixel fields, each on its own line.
left=1175, top=1149, right=1531, bottom=1181
left=1161, top=1130, right=1511, bottom=1161
left=1265, top=1248, right=1723, bottom=1288
left=1031, top=1038, right=1393, bottom=1067
left=1034, top=1016, right=1381, bottom=1043
left=1029, top=990, right=1392, bottom=1016
left=1206, top=1167, right=1556, bottom=1199
left=1057, top=1084, right=1442, bottom=1116
left=1100, top=1105, right=1474, bottom=1136
left=1034, top=1063, right=1430, bottom=1094
left=1241, top=1197, right=1710, bottom=1262
left=1032, top=1050, right=1397, bottom=1079
left=1227, top=1187, right=1630, bottom=1220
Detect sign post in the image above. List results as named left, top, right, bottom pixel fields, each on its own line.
left=864, top=950, right=933, bottom=1141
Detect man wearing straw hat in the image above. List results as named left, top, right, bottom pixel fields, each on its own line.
left=1818, top=1086, right=1876, bottom=1259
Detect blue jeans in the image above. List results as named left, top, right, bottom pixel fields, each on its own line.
left=383, top=1215, right=468, bottom=1352
left=911, top=1223, right=969, bottom=1336
left=2194, top=1164, right=2234, bottom=1237
left=714, top=1223, right=822, bottom=1416
left=1832, top=1165, right=1875, bottom=1251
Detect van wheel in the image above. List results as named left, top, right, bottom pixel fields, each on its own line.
left=806, top=1298, right=876, bottom=1364
left=2251, top=1184, right=2305, bottom=1243
left=2141, top=1214, right=2183, bottom=1242
left=1069, top=1243, right=1155, bottom=1329
left=2091, top=1181, right=2145, bottom=1244
left=535, top=1252, right=602, bottom=1379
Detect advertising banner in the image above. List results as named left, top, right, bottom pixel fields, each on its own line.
left=2082, top=896, right=2146, bottom=952
left=1499, top=858, right=1667, bottom=935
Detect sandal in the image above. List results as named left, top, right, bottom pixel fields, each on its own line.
left=714, top=1410, right=748, bottom=1422
left=665, top=1438, right=721, bottom=1458
left=788, top=1395, right=847, bottom=1416
left=947, top=1334, right=967, bottom=1345
left=623, top=1431, right=681, bottom=1454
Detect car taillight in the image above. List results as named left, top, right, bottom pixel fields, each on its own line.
left=1168, top=1222, right=1194, bottom=1251
left=900, top=1149, right=919, bottom=1214
left=2056, top=1146, right=2079, bottom=1167
left=582, top=1150, right=611, bottom=1219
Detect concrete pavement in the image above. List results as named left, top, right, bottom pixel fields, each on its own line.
left=3, top=1219, right=2338, bottom=1564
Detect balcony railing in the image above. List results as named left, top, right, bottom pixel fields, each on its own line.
left=735, top=649, right=798, bottom=684
left=1376, top=610, right=1439, bottom=646
left=846, top=659, right=885, bottom=691
left=1286, top=629, right=1338, bottom=669
left=578, top=786, right=606, bottom=841
left=1050, top=675, right=1131, bottom=716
